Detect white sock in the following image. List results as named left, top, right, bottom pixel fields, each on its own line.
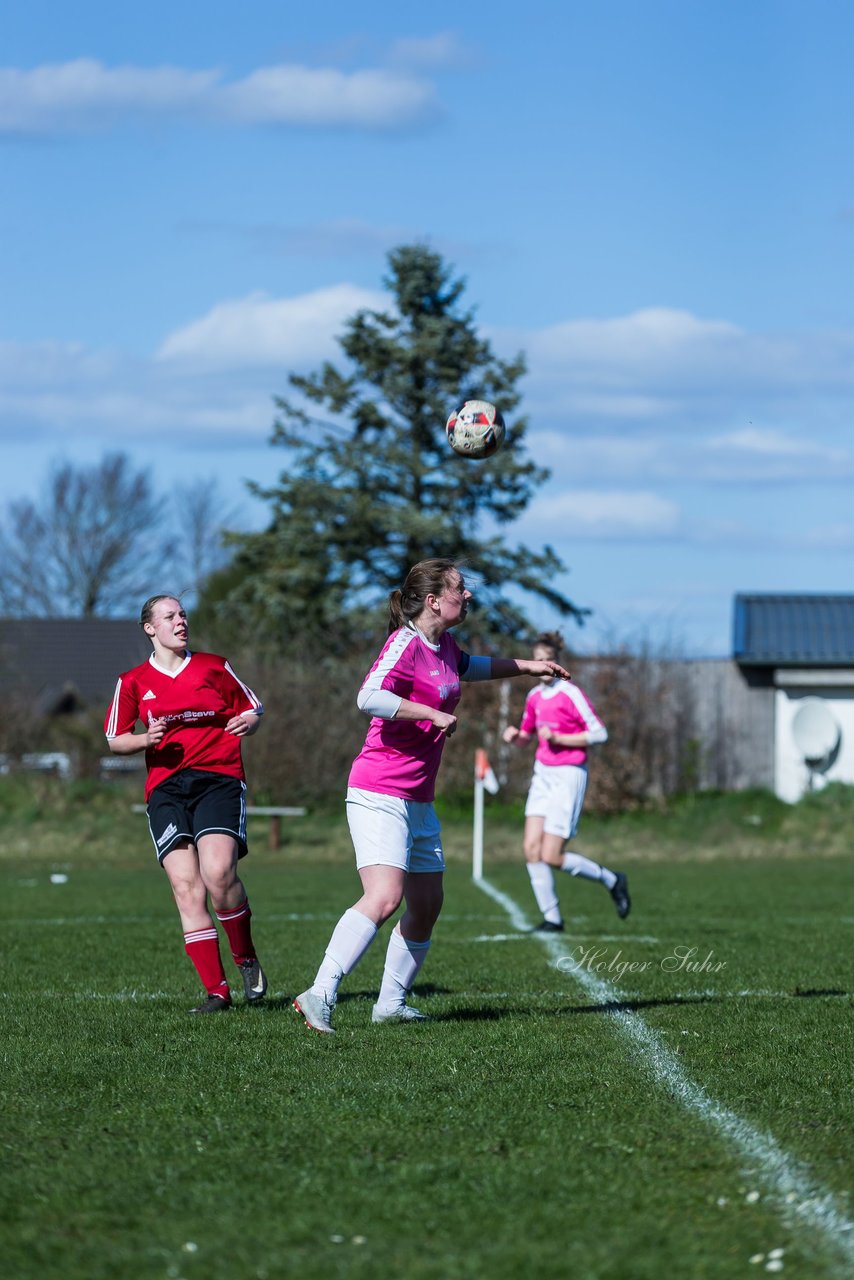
left=311, top=907, right=377, bottom=1004
left=375, top=927, right=431, bottom=1011
left=562, top=851, right=616, bottom=890
left=526, top=862, right=562, bottom=924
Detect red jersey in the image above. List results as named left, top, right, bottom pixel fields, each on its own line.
left=104, top=651, right=263, bottom=800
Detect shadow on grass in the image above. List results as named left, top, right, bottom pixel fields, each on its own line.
left=564, top=988, right=849, bottom=1016
left=249, top=986, right=849, bottom=1024
left=793, top=987, right=848, bottom=997
left=568, top=994, right=719, bottom=1015
left=335, top=982, right=454, bottom=1004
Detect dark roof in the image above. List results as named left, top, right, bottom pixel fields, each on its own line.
left=0, top=619, right=151, bottom=713
left=733, top=594, right=854, bottom=666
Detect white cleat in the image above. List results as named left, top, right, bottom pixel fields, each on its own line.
left=371, top=1002, right=430, bottom=1024
left=293, top=989, right=336, bottom=1034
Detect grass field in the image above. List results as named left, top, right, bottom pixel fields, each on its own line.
left=2, top=782, right=853, bottom=1279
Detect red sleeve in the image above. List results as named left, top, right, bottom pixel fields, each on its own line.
left=104, top=674, right=142, bottom=737
left=221, top=659, right=264, bottom=715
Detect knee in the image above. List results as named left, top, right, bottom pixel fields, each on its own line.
left=418, top=887, right=444, bottom=924
left=403, top=887, right=444, bottom=932
left=523, top=839, right=542, bottom=863
left=170, top=874, right=205, bottom=913
left=204, top=864, right=239, bottom=902
left=368, top=890, right=405, bottom=926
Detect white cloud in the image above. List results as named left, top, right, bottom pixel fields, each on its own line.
left=217, top=64, right=438, bottom=128
left=510, top=307, right=854, bottom=428
left=387, top=32, right=467, bottom=69
left=527, top=422, right=854, bottom=487
left=799, top=523, right=854, bottom=551
left=156, top=284, right=387, bottom=367
left=526, top=308, right=741, bottom=382
left=708, top=426, right=838, bottom=458
left=0, top=58, right=440, bottom=135
left=524, top=489, right=682, bottom=539
left=4, top=295, right=854, bottom=510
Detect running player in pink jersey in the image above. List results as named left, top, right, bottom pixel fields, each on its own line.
left=104, top=595, right=267, bottom=1014
left=503, top=631, right=630, bottom=931
left=293, top=559, right=571, bottom=1033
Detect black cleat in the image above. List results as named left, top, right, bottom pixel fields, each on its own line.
left=610, top=872, right=631, bottom=920
left=532, top=919, right=565, bottom=933
left=189, top=993, right=232, bottom=1015
left=239, top=958, right=267, bottom=1003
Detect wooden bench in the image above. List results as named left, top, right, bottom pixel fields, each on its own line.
left=131, top=803, right=307, bottom=849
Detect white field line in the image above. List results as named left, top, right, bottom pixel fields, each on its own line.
left=0, top=989, right=292, bottom=1002
left=1, top=911, right=340, bottom=927
left=476, top=876, right=854, bottom=1272
left=466, top=932, right=660, bottom=944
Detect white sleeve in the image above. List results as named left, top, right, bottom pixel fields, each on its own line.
left=563, top=682, right=607, bottom=742
left=357, top=686, right=402, bottom=719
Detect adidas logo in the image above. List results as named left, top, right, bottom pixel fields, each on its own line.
left=142, top=690, right=156, bottom=701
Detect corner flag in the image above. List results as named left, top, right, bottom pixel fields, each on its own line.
left=475, top=747, right=500, bottom=795
left=473, top=749, right=499, bottom=881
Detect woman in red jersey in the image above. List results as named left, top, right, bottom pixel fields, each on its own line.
left=105, top=594, right=267, bottom=1014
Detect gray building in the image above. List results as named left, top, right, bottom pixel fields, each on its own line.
left=732, top=593, right=854, bottom=802
left=0, top=618, right=150, bottom=777
left=0, top=618, right=150, bottom=715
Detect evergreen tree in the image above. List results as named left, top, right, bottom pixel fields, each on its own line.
left=200, top=245, right=585, bottom=653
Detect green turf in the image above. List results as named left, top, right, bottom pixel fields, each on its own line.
left=1, top=787, right=853, bottom=1279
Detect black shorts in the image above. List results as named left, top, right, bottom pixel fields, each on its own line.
left=146, top=769, right=248, bottom=864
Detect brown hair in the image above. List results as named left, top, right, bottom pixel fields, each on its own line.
left=388, top=558, right=459, bottom=633
left=533, top=630, right=563, bottom=658
left=139, top=594, right=183, bottom=634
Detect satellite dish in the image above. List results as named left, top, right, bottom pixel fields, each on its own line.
left=791, top=698, right=840, bottom=764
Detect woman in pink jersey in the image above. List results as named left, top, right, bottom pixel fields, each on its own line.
left=104, top=594, right=267, bottom=1014
left=503, top=631, right=630, bottom=931
left=294, top=559, right=571, bottom=1033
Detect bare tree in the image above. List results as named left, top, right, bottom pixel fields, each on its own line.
left=169, top=476, right=237, bottom=606
left=0, top=453, right=166, bottom=617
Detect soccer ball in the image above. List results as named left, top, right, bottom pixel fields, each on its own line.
left=446, top=399, right=506, bottom=460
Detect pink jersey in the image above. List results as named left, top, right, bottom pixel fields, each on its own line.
left=104, top=651, right=263, bottom=800
left=519, top=680, right=605, bottom=767
left=348, top=626, right=464, bottom=802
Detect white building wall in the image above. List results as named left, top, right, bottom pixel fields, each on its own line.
left=774, top=681, right=854, bottom=803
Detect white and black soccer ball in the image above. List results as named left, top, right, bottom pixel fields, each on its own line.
left=445, top=399, right=506, bottom=460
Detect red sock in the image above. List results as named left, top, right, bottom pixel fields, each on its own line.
left=215, top=898, right=257, bottom=967
left=184, top=927, right=230, bottom=1000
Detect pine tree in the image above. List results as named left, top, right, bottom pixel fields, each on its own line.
left=200, top=245, right=585, bottom=653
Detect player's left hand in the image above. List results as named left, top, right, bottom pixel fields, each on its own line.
left=527, top=659, right=571, bottom=681
left=225, top=714, right=252, bottom=736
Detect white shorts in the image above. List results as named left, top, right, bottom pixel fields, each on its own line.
left=346, top=787, right=446, bottom=874
left=524, top=761, right=588, bottom=840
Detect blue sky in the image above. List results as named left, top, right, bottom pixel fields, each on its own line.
left=2, top=0, right=853, bottom=654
